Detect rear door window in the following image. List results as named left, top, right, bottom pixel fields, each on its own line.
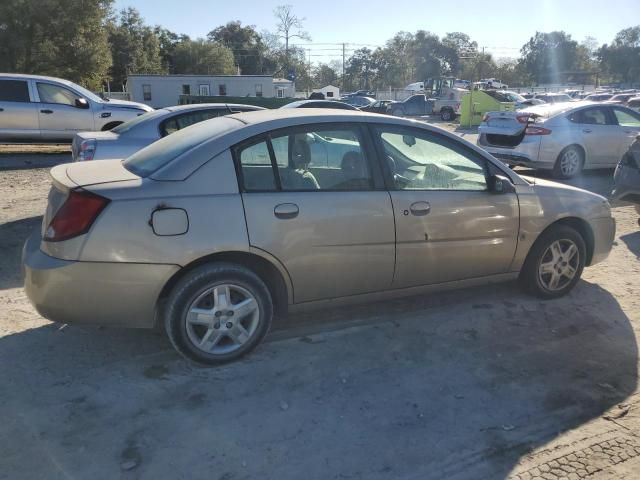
left=568, top=108, right=611, bottom=125
left=0, top=80, right=30, bottom=102
left=160, top=109, right=222, bottom=136
left=612, top=108, right=640, bottom=128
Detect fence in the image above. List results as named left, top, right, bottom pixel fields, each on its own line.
left=101, top=91, right=131, bottom=101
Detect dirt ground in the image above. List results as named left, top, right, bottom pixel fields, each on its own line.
left=1, top=139, right=640, bottom=480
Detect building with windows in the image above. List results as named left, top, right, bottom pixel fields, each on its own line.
left=127, top=74, right=293, bottom=108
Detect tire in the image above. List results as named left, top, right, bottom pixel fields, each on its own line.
left=440, top=108, right=453, bottom=121
left=520, top=225, right=586, bottom=299
left=164, top=262, right=273, bottom=365
left=553, top=145, right=584, bottom=179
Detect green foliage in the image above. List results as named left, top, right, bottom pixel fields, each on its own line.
left=599, top=26, right=640, bottom=84
left=209, top=21, right=271, bottom=74
left=172, top=39, right=236, bottom=75
left=519, top=31, right=580, bottom=84
left=313, top=64, right=339, bottom=88
left=0, top=0, right=113, bottom=90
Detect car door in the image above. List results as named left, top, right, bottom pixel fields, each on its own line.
left=35, top=81, right=94, bottom=140
left=372, top=125, right=519, bottom=289
left=236, top=123, right=395, bottom=303
left=0, top=78, right=39, bottom=140
left=567, top=106, right=620, bottom=167
left=611, top=107, right=640, bottom=163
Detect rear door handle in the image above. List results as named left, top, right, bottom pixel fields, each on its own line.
left=409, top=201, right=431, bottom=216
left=274, top=203, right=299, bottom=219
left=40, top=109, right=53, bottom=114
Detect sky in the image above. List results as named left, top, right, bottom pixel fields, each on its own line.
left=113, top=0, right=638, bottom=63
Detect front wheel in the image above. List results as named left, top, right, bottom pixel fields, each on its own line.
left=164, top=263, right=273, bottom=365
left=520, top=225, right=586, bottom=299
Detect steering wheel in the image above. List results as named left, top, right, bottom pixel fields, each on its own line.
left=387, top=155, right=411, bottom=188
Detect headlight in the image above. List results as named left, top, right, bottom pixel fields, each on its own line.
left=78, top=139, right=97, bottom=161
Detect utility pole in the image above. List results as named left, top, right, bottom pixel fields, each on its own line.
left=342, top=43, right=346, bottom=91
left=308, top=48, right=312, bottom=97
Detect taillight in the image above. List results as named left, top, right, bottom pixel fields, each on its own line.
left=44, top=190, right=109, bottom=242
left=78, top=139, right=97, bottom=161
left=525, top=126, right=552, bottom=135
left=482, top=114, right=490, bottom=122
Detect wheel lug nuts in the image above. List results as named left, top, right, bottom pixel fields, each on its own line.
left=226, top=322, right=233, bottom=328
left=215, top=311, right=222, bottom=317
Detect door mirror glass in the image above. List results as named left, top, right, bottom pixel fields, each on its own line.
left=402, top=135, right=416, bottom=147
left=75, top=98, right=89, bottom=109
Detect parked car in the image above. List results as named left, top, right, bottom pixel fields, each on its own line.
left=0, top=74, right=152, bottom=141
left=480, top=78, right=508, bottom=89
left=23, top=109, right=615, bottom=364
left=387, top=94, right=460, bottom=121
left=584, top=93, right=614, bottom=102
left=339, top=96, right=375, bottom=108
left=484, top=90, right=544, bottom=109
left=72, top=104, right=264, bottom=162
left=612, top=135, right=640, bottom=226
left=628, top=97, right=640, bottom=112
left=280, top=100, right=359, bottom=110
left=359, top=99, right=394, bottom=114
left=478, top=102, right=640, bottom=178
left=346, top=89, right=376, bottom=98
left=534, top=93, right=573, bottom=104
left=605, top=93, right=638, bottom=106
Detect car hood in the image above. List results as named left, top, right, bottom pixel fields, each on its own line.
left=100, top=99, right=153, bottom=112
left=522, top=176, right=610, bottom=215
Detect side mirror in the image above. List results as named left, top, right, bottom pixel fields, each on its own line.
left=75, top=98, right=89, bottom=109
left=489, top=174, right=515, bottom=194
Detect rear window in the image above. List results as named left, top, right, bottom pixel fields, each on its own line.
left=0, top=79, right=30, bottom=102
left=123, top=116, right=242, bottom=177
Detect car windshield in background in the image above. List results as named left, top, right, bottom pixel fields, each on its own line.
left=112, top=109, right=167, bottom=134
left=123, top=116, right=241, bottom=177
left=485, top=91, right=526, bottom=103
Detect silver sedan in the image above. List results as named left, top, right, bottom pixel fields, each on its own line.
left=71, top=103, right=264, bottom=161
left=478, top=102, right=640, bottom=178
left=24, top=109, right=615, bottom=364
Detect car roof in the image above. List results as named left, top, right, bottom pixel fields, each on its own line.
left=163, top=103, right=265, bottom=113
left=0, top=73, right=79, bottom=86
left=282, top=100, right=357, bottom=108
left=521, top=101, right=598, bottom=117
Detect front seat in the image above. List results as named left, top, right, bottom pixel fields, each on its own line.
left=336, top=151, right=370, bottom=189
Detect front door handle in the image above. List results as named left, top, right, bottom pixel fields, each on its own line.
left=274, top=203, right=299, bottom=219
left=409, top=201, right=431, bottom=216
left=582, top=128, right=592, bottom=133
left=40, top=109, right=53, bottom=114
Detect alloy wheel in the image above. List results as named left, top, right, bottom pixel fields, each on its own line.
left=185, top=283, right=260, bottom=355
left=537, top=239, right=580, bottom=292
left=560, top=149, right=581, bottom=177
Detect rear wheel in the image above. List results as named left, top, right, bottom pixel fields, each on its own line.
left=553, top=145, right=584, bottom=179
left=164, top=263, right=273, bottom=365
left=440, top=108, right=454, bottom=121
left=520, top=225, right=586, bottom=299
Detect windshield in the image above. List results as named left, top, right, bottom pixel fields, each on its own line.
left=112, top=109, right=167, bottom=134
left=123, top=116, right=242, bottom=177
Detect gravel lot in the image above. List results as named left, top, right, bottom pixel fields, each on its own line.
left=1, top=135, right=639, bottom=479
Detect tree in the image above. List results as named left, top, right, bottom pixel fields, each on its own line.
left=208, top=21, right=269, bottom=74
left=172, top=39, right=236, bottom=75
left=345, top=48, right=377, bottom=90
left=273, top=5, right=310, bottom=74
left=313, top=64, right=339, bottom=87
left=108, top=8, right=164, bottom=89
left=0, top=0, right=113, bottom=89
left=519, top=31, right=580, bottom=84
left=599, top=26, right=640, bottom=84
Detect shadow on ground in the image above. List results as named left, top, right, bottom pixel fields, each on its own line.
left=0, top=215, right=41, bottom=289
left=0, top=278, right=636, bottom=480
left=620, top=231, right=640, bottom=258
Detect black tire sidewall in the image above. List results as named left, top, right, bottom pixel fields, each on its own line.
left=164, top=263, right=273, bottom=365
left=521, top=226, right=586, bottom=299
